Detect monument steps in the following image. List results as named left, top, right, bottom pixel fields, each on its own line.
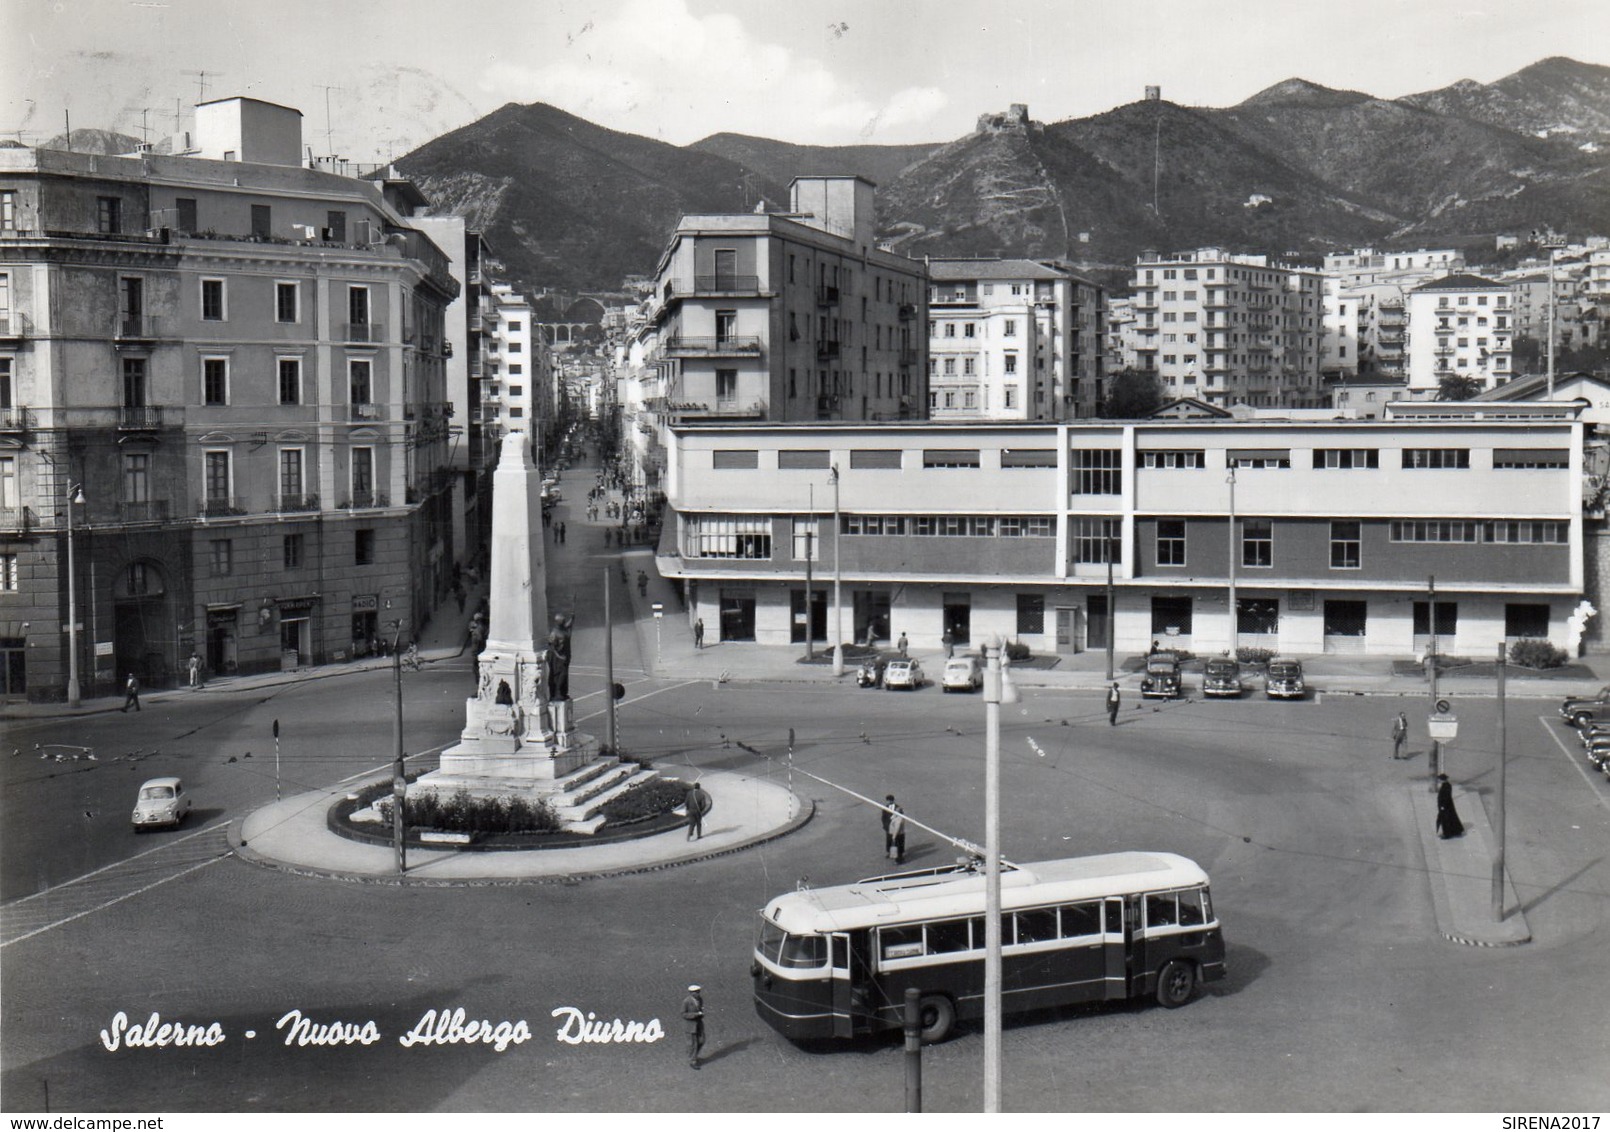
left=550, top=768, right=662, bottom=824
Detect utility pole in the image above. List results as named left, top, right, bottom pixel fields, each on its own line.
left=1493, top=642, right=1508, bottom=920
left=1427, top=575, right=1440, bottom=786
left=392, top=641, right=406, bottom=875
left=982, top=637, right=1004, bottom=1113
left=1226, top=463, right=1238, bottom=657
left=831, top=465, right=844, bottom=676
left=603, top=567, right=617, bottom=753
left=804, top=485, right=815, bottom=661
left=1104, top=533, right=1115, bottom=682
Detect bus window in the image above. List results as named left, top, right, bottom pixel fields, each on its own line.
left=1015, top=908, right=1058, bottom=944
left=1145, top=892, right=1178, bottom=928
left=758, top=920, right=787, bottom=964
left=1178, top=889, right=1207, bottom=927
left=779, top=933, right=827, bottom=969
left=881, top=926, right=924, bottom=961
left=1060, top=901, right=1101, bottom=939
left=927, top=918, right=972, bottom=953
left=831, top=935, right=849, bottom=969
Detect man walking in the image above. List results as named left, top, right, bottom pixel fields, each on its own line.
left=896, top=632, right=908, bottom=658
left=694, top=617, right=705, bottom=649
left=1106, top=682, right=1121, bottom=726
left=881, top=794, right=897, bottom=857
left=121, top=673, right=141, bottom=713
left=685, top=781, right=710, bottom=841
left=682, top=984, right=706, bottom=1069
left=187, top=652, right=202, bottom=688
left=887, top=803, right=907, bottom=865
left=1391, top=712, right=1409, bottom=760
left=942, top=629, right=954, bottom=659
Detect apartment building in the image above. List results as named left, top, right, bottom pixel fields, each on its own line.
left=0, top=98, right=458, bottom=701
left=925, top=258, right=1104, bottom=420
left=657, top=419, right=1580, bottom=659
left=1404, top=274, right=1515, bottom=393
left=482, top=283, right=557, bottom=445
left=1130, top=249, right=1325, bottom=408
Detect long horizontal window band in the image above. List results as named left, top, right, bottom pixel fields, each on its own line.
left=922, top=449, right=981, bottom=468
left=712, top=449, right=759, bottom=469
left=1313, top=448, right=1379, bottom=469
left=849, top=449, right=902, bottom=469
left=1000, top=448, right=1058, bottom=467
left=1140, top=450, right=1204, bottom=469
left=1493, top=449, right=1569, bottom=468
left=841, top=515, right=1053, bottom=537
left=1227, top=449, right=1291, bottom=467
left=1401, top=448, right=1470, bottom=469
left=1389, top=519, right=1566, bottom=544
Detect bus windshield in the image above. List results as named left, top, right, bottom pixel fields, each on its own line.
left=757, top=919, right=827, bottom=969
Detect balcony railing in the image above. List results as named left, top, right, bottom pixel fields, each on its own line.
left=276, top=493, right=321, bottom=513
left=115, top=315, right=161, bottom=340
left=118, top=405, right=171, bottom=429
left=898, top=348, right=919, bottom=366
left=197, top=496, right=247, bottom=518
left=117, top=500, right=171, bottom=523
left=0, top=405, right=32, bottom=431
left=816, top=285, right=840, bottom=306
left=0, top=505, right=36, bottom=534
left=343, top=491, right=390, bottom=510
left=897, top=303, right=917, bottom=321
left=349, top=402, right=383, bottom=421
left=343, top=322, right=384, bottom=344
left=468, top=356, right=484, bottom=377
left=816, top=340, right=841, bottom=360
left=0, top=313, right=31, bottom=339
left=664, top=335, right=764, bottom=357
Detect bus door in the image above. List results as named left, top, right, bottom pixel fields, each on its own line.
left=1102, top=897, right=1133, bottom=1001
left=828, top=932, right=862, bottom=1038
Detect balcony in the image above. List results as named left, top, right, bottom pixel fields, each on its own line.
left=197, top=496, right=247, bottom=518
left=117, top=500, right=171, bottom=524
left=0, top=405, right=32, bottom=432
left=343, top=322, right=384, bottom=344
left=816, top=340, right=841, bottom=360
left=0, top=505, right=37, bottom=534
left=663, top=335, right=764, bottom=357
left=816, top=284, right=840, bottom=306
left=898, top=348, right=919, bottom=367
left=276, top=493, right=321, bottom=513
left=114, top=314, right=161, bottom=342
left=897, top=303, right=917, bottom=321
left=442, top=339, right=454, bottom=358
left=930, top=290, right=975, bottom=307
left=661, top=400, right=767, bottom=420
left=343, top=491, right=390, bottom=510
left=468, top=356, right=484, bottom=377
left=0, top=312, right=31, bottom=341
left=349, top=402, right=383, bottom=421
left=118, top=404, right=172, bottom=430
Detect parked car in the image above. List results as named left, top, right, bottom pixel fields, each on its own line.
left=1578, top=720, right=1610, bottom=746
left=941, top=655, right=983, bottom=693
left=1202, top=658, right=1244, bottom=698
left=1264, top=658, right=1307, bottom=699
left=132, top=777, right=191, bottom=831
left=1559, top=685, right=1610, bottom=727
left=1586, top=740, right=1610, bottom=771
left=883, top=659, right=926, bottom=690
left=1140, top=652, right=1182, bottom=699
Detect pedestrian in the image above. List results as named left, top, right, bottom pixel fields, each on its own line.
left=1391, top=711, right=1409, bottom=760
left=887, top=803, right=907, bottom=864
left=881, top=794, right=897, bottom=856
left=942, top=629, right=954, bottom=659
left=685, top=780, right=710, bottom=840
left=1150, top=639, right=1162, bottom=656
left=559, top=521, right=567, bottom=544
left=121, top=673, right=141, bottom=713
left=694, top=617, right=705, bottom=649
left=187, top=652, right=201, bottom=688
left=896, top=632, right=908, bottom=658
left=1435, top=774, right=1465, bottom=839
left=682, top=985, right=706, bottom=1069
left=1106, top=681, right=1121, bottom=726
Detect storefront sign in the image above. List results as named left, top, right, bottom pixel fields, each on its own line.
left=277, top=596, right=320, bottom=613
left=352, top=594, right=379, bottom=612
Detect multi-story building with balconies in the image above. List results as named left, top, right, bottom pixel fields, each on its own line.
left=1405, top=273, right=1514, bottom=394
left=1129, top=249, right=1325, bottom=408
left=0, top=97, right=458, bottom=701
left=925, top=258, right=1104, bottom=420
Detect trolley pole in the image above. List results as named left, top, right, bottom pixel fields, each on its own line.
left=273, top=719, right=281, bottom=803
left=903, top=987, right=923, bottom=1112
left=1493, top=642, right=1509, bottom=920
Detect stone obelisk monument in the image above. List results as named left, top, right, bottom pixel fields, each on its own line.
left=426, top=431, right=591, bottom=787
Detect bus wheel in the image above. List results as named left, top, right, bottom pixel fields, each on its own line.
left=917, top=994, right=956, bottom=1043
left=1156, top=960, right=1196, bottom=1008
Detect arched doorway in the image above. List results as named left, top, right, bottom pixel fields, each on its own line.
left=113, top=558, right=174, bottom=688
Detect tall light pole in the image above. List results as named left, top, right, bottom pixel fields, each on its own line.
left=1226, top=463, right=1238, bottom=658
left=804, top=485, right=815, bottom=662
left=65, top=483, right=85, bottom=708
left=1493, top=641, right=1508, bottom=920
left=830, top=464, right=844, bottom=677
left=1545, top=242, right=1564, bottom=399
left=981, top=634, right=1017, bottom=1112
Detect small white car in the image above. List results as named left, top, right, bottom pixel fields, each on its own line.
left=941, top=655, right=982, bottom=693
left=883, top=659, right=926, bottom=690
left=132, top=777, right=191, bottom=831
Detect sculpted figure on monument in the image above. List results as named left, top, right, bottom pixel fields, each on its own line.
left=547, top=614, right=574, bottom=701
left=477, top=661, right=493, bottom=701
left=495, top=679, right=514, bottom=706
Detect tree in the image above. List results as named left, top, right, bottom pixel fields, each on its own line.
left=1099, top=368, right=1164, bottom=418
left=1436, top=374, right=1481, bottom=401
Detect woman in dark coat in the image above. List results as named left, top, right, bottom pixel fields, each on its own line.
left=1435, top=774, right=1465, bottom=839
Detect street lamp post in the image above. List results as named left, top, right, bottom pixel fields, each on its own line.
left=981, top=635, right=1018, bottom=1112
left=65, top=483, right=85, bottom=708
left=1546, top=243, right=1563, bottom=399
left=1226, top=464, right=1238, bottom=658
left=830, top=465, right=844, bottom=677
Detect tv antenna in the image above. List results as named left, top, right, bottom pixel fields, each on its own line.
left=181, top=70, right=223, bottom=104
left=316, top=84, right=346, bottom=161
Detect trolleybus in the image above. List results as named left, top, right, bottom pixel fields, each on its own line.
left=752, top=851, right=1225, bottom=1043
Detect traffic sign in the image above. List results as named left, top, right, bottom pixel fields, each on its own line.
left=1428, top=713, right=1458, bottom=740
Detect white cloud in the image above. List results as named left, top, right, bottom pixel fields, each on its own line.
left=477, top=0, right=948, bottom=144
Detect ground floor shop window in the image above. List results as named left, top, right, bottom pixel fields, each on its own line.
left=790, top=588, right=827, bottom=644
left=942, top=592, right=971, bottom=646
left=1412, top=601, right=1458, bottom=638
left=1151, top=596, right=1193, bottom=638
left=1504, top=603, right=1549, bottom=639
left=1323, top=600, right=1368, bottom=637
left=720, top=591, right=755, bottom=641
left=1237, top=598, right=1279, bottom=636
left=853, top=590, right=890, bottom=645
left=0, top=638, right=24, bottom=698
left=1086, top=595, right=1109, bottom=649
left=1017, top=593, right=1045, bottom=635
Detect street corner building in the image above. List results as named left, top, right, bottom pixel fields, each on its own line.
left=0, top=97, right=470, bottom=701
left=653, top=416, right=1587, bottom=659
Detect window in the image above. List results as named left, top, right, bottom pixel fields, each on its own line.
left=508, top=340, right=522, bottom=353
left=122, top=453, right=149, bottom=504
left=1000, top=449, right=1056, bottom=468
left=1238, top=599, right=1280, bottom=635
left=351, top=447, right=374, bottom=502
left=1402, top=448, right=1469, bottom=469
left=1003, top=354, right=1018, bottom=375
left=278, top=357, right=301, bottom=405
left=842, top=515, right=908, bottom=535
left=1314, top=449, right=1379, bottom=469
left=1072, top=517, right=1120, bottom=564
left=1493, top=449, right=1568, bottom=469
left=1242, top=519, right=1272, bottom=567
left=1330, top=520, right=1361, bottom=568
left=712, top=449, right=759, bottom=470
left=196, top=281, right=229, bottom=327
left=1157, top=519, right=1186, bottom=566
left=97, top=196, right=122, bottom=234
left=325, top=210, right=346, bottom=242
left=348, top=286, right=370, bottom=326
left=1413, top=601, right=1458, bottom=637
left=276, top=282, right=299, bottom=323
left=0, top=455, right=12, bottom=509
left=1070, top=449, right=1122, bottom=495
left=1485, top=521, right=1567, bottom=544
left=778, top=449, right=831, bottom=469
left=204, top=450, right=231, bottom=503
left=209, top=539, right=232, bottom=576
left=684, top=515, right=772, bottom=559
left=279, top=448, right=304, bottom=503
left=1390, top=520, right=1482, bottom=543
left=355, top=528, right=375, bottom=566
left=122, top=357, right=147, bottom=407
left=283, top=533, right=304, bottom=570
left=250, top=204, right=271, bottom=239
left=1004, top=319, right=1018, bottom=337
left=1504, top=604, right=1549, bottom=639
left=922, top=449, right=981, bottom=468
left=0, top=553, right=15, bottom=591
left=1016, top=593, right=1045, bottom=635
left=1151, top=596, right=1193, bottom=637
left=791, top=517, right=818, bottom=560
left=174, top=197, right=196, bottom=232
left=716, top=369, right=736, bottom=403
left=349, top=359, right=372, bottom=405
left=1141, top=450, right=1204, bottom=469
left=0, top=190, right=14, bottom=230
left=1228, top=449, right=1290, bottom=469
left=202, top=357, right=228, bottom=405
left=119, top=276, right=143, bottom=331
left=944, top=323, right=956, bottom=338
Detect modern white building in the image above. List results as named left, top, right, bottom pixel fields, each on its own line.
left=1404, top=274, right=1515, bottom=393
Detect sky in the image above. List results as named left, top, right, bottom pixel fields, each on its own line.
left=4, top=0, right=1609, bottom=160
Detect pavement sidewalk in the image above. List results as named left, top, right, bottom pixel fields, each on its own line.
left=1409, top=781, right=1531, bottom=946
